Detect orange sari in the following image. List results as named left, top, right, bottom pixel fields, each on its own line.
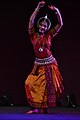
left=25, top=61, right=64, bottom=108
left=25, top=27, right=64, bottom=109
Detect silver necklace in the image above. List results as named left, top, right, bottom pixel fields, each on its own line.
left=37, top=33, right=44, bottom=53
left=39, top=47, right=43, bottom=52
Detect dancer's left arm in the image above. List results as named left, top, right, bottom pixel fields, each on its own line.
left=48, top=5, right=63, bottom=37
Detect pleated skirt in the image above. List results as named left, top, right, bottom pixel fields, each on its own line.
left=25, top=62, right=64, bottom=108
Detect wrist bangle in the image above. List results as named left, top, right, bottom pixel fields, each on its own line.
left=35, top=8, right=39, bottom=12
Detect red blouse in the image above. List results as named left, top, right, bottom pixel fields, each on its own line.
left=28, top=27, right=57, bottom=58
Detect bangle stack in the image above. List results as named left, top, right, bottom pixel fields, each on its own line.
left=35, top=8, right=39, bottom=12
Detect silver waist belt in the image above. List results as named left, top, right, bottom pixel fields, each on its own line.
left=34, top=55, right=56, bottom=65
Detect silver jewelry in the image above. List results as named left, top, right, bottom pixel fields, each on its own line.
left=37, top=14, right=51, bottom=30
left=39, top=47, right=43, bottom=52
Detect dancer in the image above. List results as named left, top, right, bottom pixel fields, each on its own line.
left=25, top=1, right=64, bottom=114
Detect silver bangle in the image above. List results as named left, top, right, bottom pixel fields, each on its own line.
left=35, top=8, right=39, bottom=12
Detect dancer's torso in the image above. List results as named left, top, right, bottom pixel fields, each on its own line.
left=31, top=33, right=52, bottom=58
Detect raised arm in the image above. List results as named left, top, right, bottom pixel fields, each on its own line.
left=28, top=1, right=46, bottom=30
left=48, top=5, right=63, bottom=34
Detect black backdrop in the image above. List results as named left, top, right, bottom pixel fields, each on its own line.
left=0, top=1, right=80, bottom=106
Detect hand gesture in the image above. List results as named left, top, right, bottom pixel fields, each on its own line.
left=37, top=1, right=46, bottom=9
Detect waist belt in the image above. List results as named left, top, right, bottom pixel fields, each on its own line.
left=34, top=55, right=56, bottom=65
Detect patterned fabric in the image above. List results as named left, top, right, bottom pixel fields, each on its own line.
left=34, top=55, right=56, bottom=65
left=25, top=61, right=64, bottom=108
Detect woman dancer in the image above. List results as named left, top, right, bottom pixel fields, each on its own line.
left=25, top=1, right=64, bottom=114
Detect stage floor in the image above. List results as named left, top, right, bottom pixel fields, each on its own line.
left=0, top=106, right=80, bottom=120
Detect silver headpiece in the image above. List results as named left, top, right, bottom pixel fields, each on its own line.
left=37, top=14, right=51, bottom=30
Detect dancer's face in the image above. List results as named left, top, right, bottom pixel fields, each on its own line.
left=38, top=21, right=48, bottom=34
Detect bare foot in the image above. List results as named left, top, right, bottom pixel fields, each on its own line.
left=26, top=109, right=38, bottom=114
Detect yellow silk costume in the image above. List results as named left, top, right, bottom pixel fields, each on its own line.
left=25, top=60, right=64, bottom=108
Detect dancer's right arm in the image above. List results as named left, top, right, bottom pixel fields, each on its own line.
left=28, top=1, right=46, bottom=30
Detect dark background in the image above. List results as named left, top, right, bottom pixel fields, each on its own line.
left=0, top=0, right=80, bottom=106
